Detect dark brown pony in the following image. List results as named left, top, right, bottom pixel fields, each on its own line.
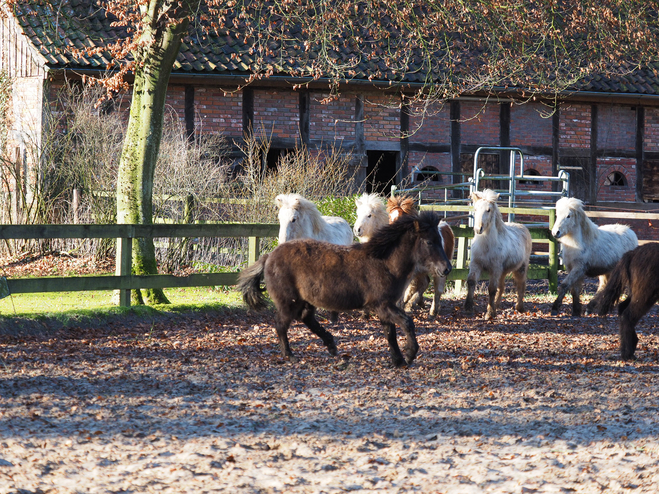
left=586, top=242, right=659, bottom=360
left=387, top=195, right=456, bottom=317
left=238, top=212, right=452, bottom=367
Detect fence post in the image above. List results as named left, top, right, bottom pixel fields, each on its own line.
left=248, top=236, right=260, bottom=266
left=453, top=226, right=469, bottom=294
left=548, top=208, right=558, bottom=294
left=116, top=234, right=132, bottom=307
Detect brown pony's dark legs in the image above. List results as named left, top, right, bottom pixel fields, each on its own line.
left=377, top=304, right=418, bottom=367
left=274, top=311, right=296, bottom=362
left=300, top=305, right=338, bottom=356
left=618, top=293, right=657, bottom=360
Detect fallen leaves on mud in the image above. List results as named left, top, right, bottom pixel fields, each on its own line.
left=1, top=260, right=659, bottom=492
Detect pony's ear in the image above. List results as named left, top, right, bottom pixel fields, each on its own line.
left=470, top=191, right=482, bottom=202
left=355, top=196, right=364, bottom=207
left=275, top=195, right=285, bottom=208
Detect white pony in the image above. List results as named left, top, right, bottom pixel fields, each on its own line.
left=275, top=193, right=354, bottom=245
left=550, top=196, right=638, bottom=316
left=464, top=189, right=532, bottom=320
left=353, top=192, right=389, bottom=242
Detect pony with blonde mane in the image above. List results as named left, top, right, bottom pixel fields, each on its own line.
left=386, top=195, right=455, bottom=317
left=275, top=193, right=354, bottom=245
left=353, top=193, right=389, bottom=242
left=464, top=189, right=532, bottom=320
left=550, top=196, right=638, bottom=316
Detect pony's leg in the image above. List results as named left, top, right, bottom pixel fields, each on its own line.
left=619, top=306, right=640, bottom=360
left=300, top=305, right=338, bottom=356
left=485, top=271, right=504, bottom=320
left=404, top=274, right=429, bottom=311
left=274, top=311, right=296, bottom=362
left=618, top=292, right=656, bottom=360
left=570, top=279, right=584, bottom=317
left=376, top=304, right=418, bottom=367
left=465, top=264, right=483, bottom=315
left=512, top=265, right=528, bottom=313
left=429, top=274, right=445, bottom=317
left=551, top=267, right=585, bottom=316
left=328, top=311, right=340, bottom=324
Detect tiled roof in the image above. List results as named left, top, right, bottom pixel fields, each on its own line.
left=12, top=0, right=659, bottom=97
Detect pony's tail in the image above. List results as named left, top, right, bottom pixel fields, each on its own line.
left=588, top=253, right=631, bottom=316
left=237, top=255, right=269, bottom=311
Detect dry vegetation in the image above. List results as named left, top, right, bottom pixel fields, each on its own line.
left=1, top=268, right=659, bottom=492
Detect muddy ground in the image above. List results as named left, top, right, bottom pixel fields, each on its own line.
left=1, top=277, right=659, bottom=493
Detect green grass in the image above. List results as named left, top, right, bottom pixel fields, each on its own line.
left=0, top=286, right=246, bottom=330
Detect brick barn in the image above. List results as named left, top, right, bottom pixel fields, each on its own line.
left=3, top=1, right=659, bottom=239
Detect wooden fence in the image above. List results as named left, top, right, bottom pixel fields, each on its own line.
left=4, top=204, right=656, bottom=307
left=0, top=223, right=279, bottom=307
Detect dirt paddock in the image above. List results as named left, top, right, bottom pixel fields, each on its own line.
left=1, top=281, right=659, bottom=493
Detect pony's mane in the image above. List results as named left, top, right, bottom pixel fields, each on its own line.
left=363, top=212, right=438, bottom=259
left=556, top=197, right=598, bottom=241
left=276, top=193, right=325, bottom=235
left=386, top=195, right=417, bottom=220
left=356, top=192, right=386, bottom=212
left=471, top=188, right=500, bottom=205
left=472, top=189, right=505, bottom=232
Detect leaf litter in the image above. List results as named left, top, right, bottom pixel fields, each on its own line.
left=1, top=261, right=659, bottom=493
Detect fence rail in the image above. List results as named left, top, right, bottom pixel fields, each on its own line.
left=0, top=223, right=280, bottom=307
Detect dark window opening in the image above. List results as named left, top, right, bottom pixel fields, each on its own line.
left=520, top=168, right=540, bottom=185
left=416, top=166, right=442, bottom=183
left=460, top=152, right=501, bottom=192
left=559, top=157, right=591, bottom=203
left=605, top=171, right=627, bottom=187
left=367, top=151, right=398, bottom=195
left=266, top=148, right=293, bottom=171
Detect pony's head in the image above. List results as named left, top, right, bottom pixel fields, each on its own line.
left=275, top=193, right=323, bottom=244
left=471, top=189, right=502, bottom=235
left=552, top=197, right=586, bottom=240
left=354, top=193, right=388, bottom=242
left=365, top=211, right=452, bottom=277
left=386, top=195, right=417, bottom=223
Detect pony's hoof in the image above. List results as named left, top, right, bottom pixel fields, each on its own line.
left=550, top=309, right=559, bottom=316
left=484, top=309, right=496, bottom=320
left=329, top=311, right=339, bottom=324
left=286, top=355, right=299, bottom=364
left=327, top=345, right=338, bottom=356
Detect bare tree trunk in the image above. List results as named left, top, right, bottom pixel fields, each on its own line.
left=115, top=0, right=196, bottom=305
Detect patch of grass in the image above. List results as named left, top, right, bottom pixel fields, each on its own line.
left=0, top=287, right=246, bottom=332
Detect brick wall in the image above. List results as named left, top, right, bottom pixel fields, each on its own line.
left=309, top=91, right=355, bottom=141
left=597, top=105, right=635, bottom=151
left=461, top=101, right=499, bottom=146
left=510, top=102, right=552, bottom=148
left=363, top=92, right=400, bottom=142
left=559, top=104, right=591, bottom=148
left=517, top=156, right=553, bottom=192
left=253, top=90, right=299, bottom=140
left=408, top=103, right=450, bottom=144
left=645, top=108, right=659, bottom=153
left=194, top=86, right=242, bottom=137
